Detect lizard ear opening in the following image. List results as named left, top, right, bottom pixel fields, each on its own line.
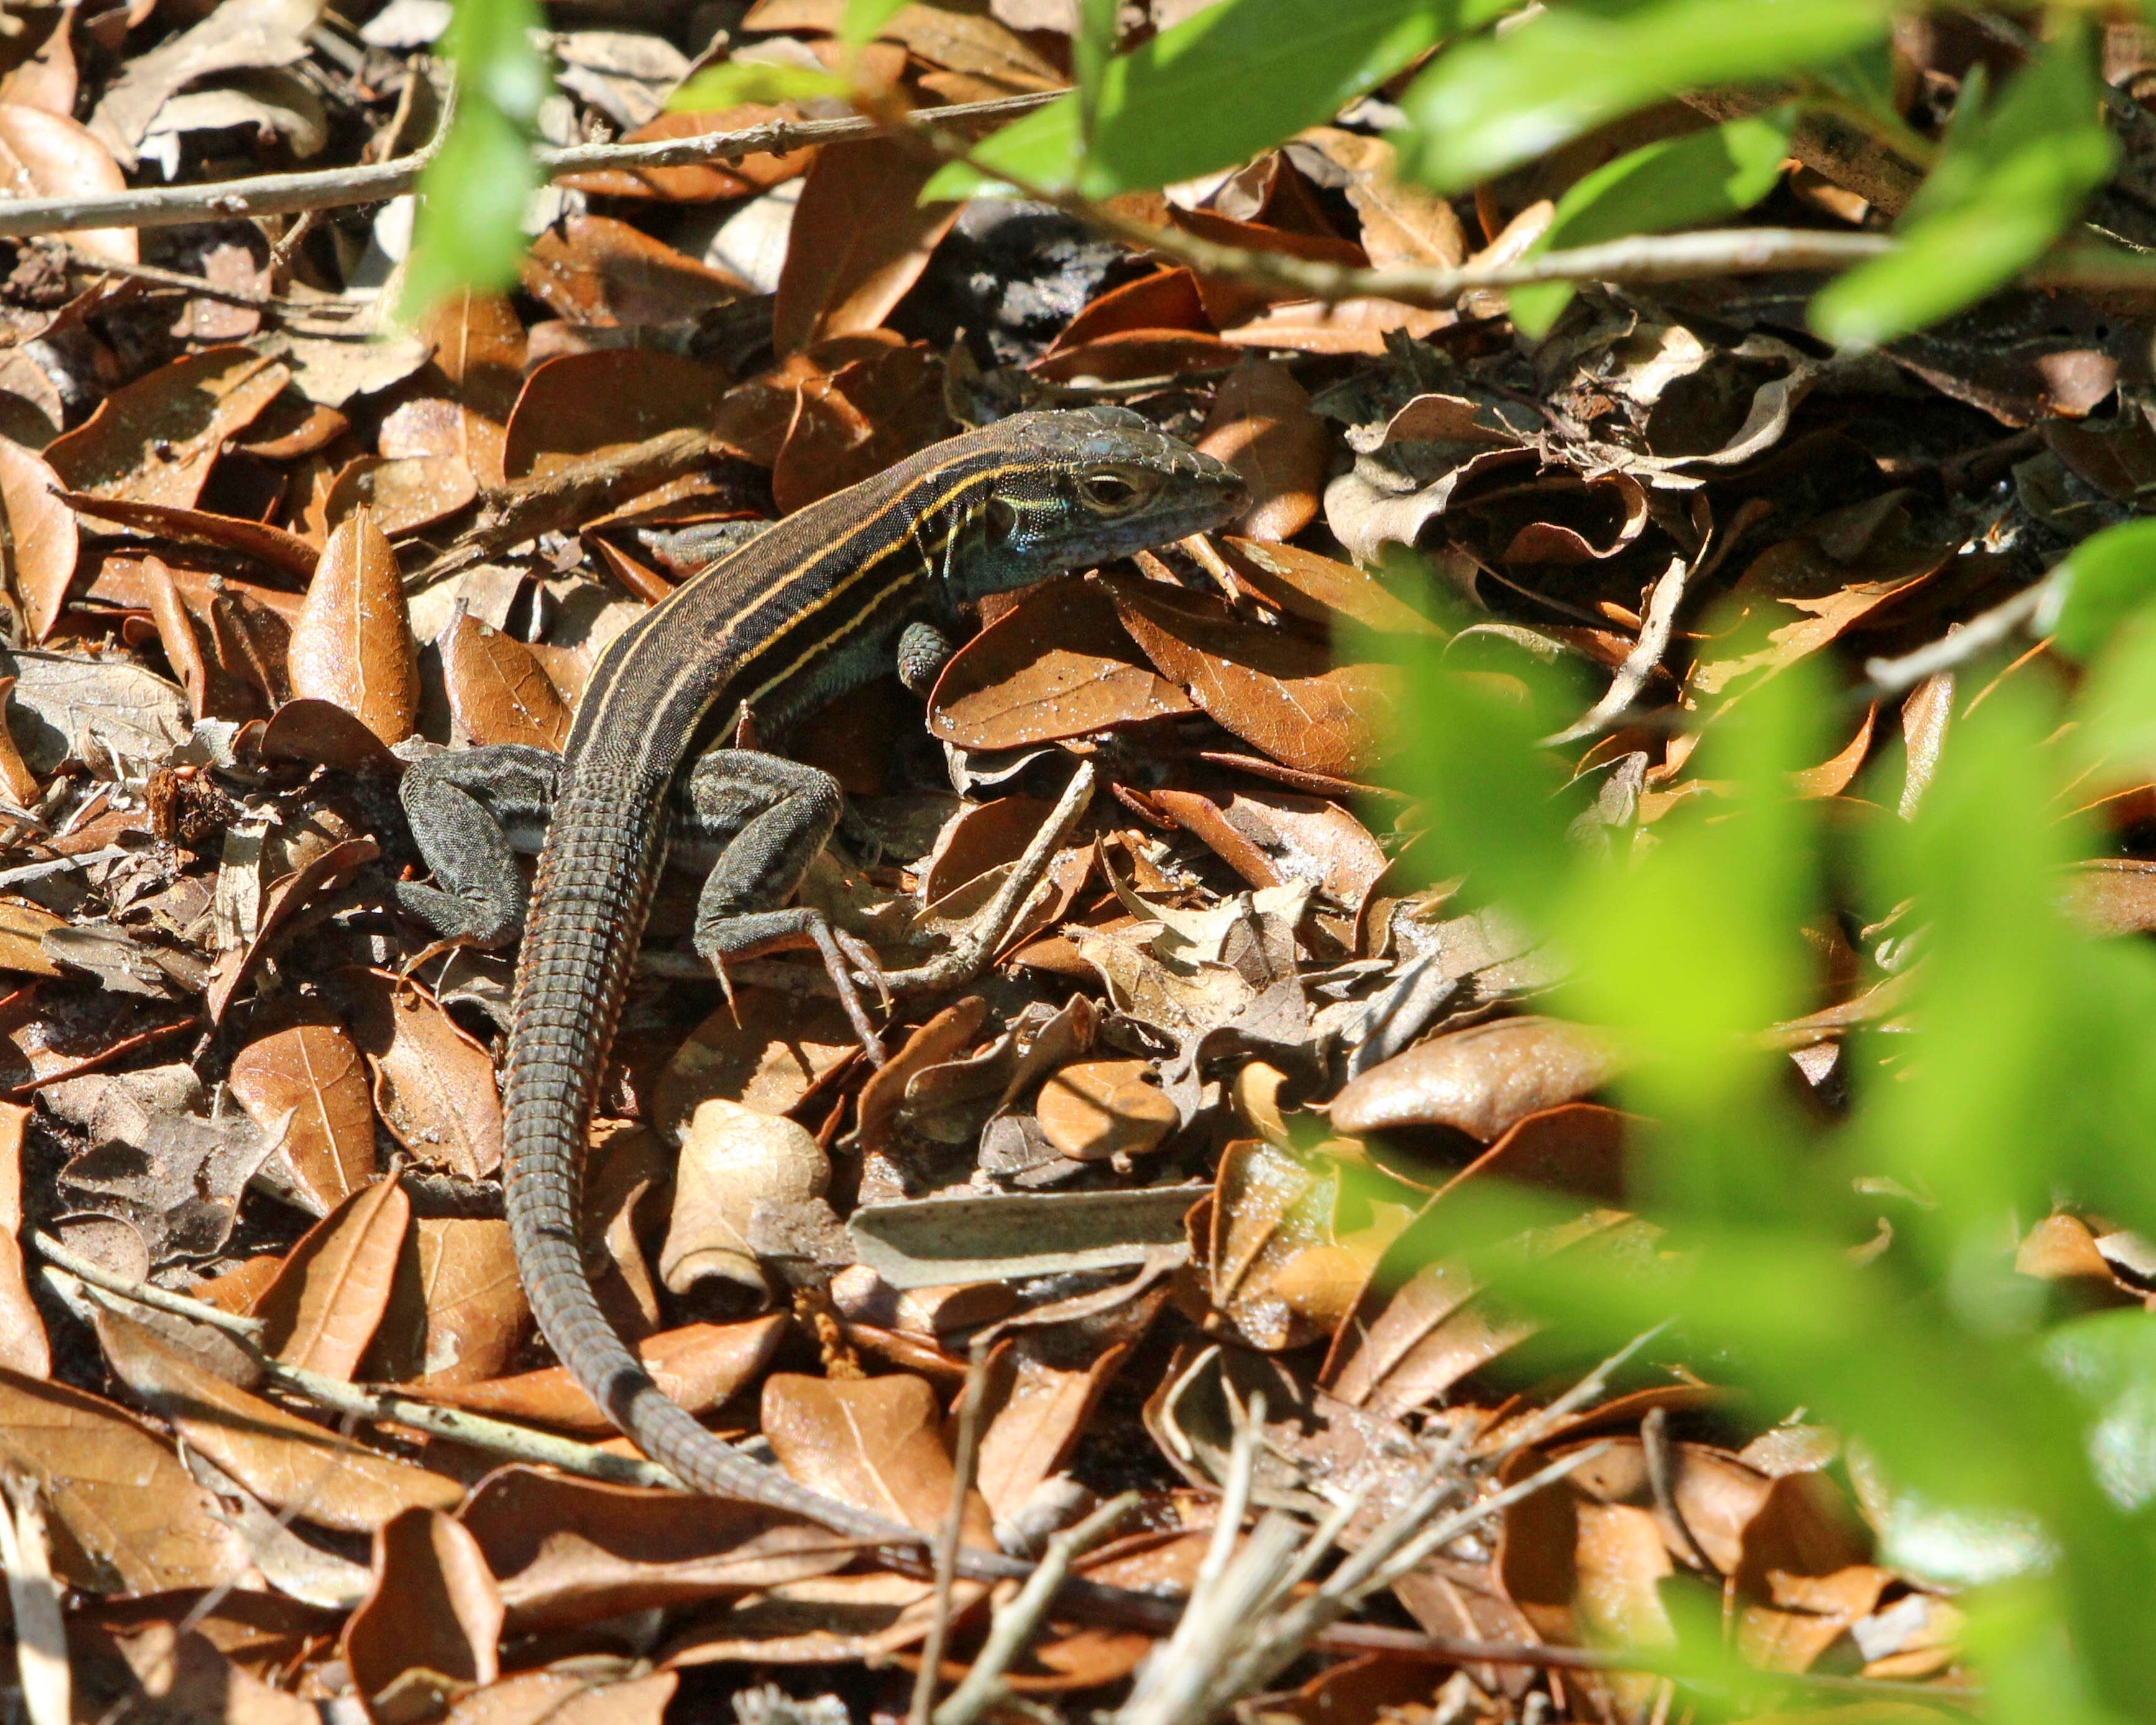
left=984, top=495, right=1021, bottom=546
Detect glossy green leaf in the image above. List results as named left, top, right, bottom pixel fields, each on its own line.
left=1392, top=0, right=1889, bottom=193
left=1810, top=22, right=2116, bottom=349
left=405, top=0, right=546, bottom=311
left=2040, top=518, right=2156, bottom=662
left=924, top=0, right=1495, bottom=201
left=1510, top=109, right=1796, bottom=338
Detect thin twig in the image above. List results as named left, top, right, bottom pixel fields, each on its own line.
left=33, top=1233, right=681, bottom=1490
left=1489, top=1323, right=1672, bottom=1466
left=0, top=90, right=1059, bottom=240
left=911, top=1338, right=996, bottom=1725
left=934, top=1493, right=1140, bottom=1725
left=59, top=246, right=369, bottom=320
left=1543, top=554, right=1693, bottom=746
left=1858, top=573, right=2056, bottom=699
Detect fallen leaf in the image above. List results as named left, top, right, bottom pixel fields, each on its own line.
left=521, top=213, right=751, bottom=328
left=763, top=1371, right=996, bottom=1543
left=442, top=1670, right=677, bottom=1725
left=441, top=609, right=572, bottom=750
left=94, top=1307, right=465, bottom=1532
left=0, top=436, right=77, bottom=640
left=772, top=142, right=960, bottom=356
left=421, top=1317, right=787, bottom=1432
left=227, top=1016, right=379, bottom=1212
left=0, top=1102, right=47, bottom=1376
left=1037, top=1059, right=1178, bottom=1161
left=661, top=1100, right=830, bottom=1301
left=287, top=505, right=419, bottom=745
left=343, top=1509, right=501, bottom=1714
left=339, top=968, right=504, bottom=1180
left=1198, top=356, right=1328, bottom=541
left=0, top=103, right=135, bottom=264
left=44, top=347, right=289, bottom=508
left=554, top=103, right=810, bottom=201
left=0, top=1368, right=250, bottom=1593
left=253, top=1177, right=411, bottom=1380
left=1331, top=1017, right=1629, bottom=1143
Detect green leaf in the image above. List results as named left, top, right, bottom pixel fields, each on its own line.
left=2039, top=518, right=2156, bottom=663
left=1810, top=21, right=2117, bottom=349
left=667, top=60, right=852, bottom=110
left=1073, top=0, right=1117, bottom=146
left=842, top=0, right=909, bottom=45
left=403, top=0, right=546, bottom=313
left=1510, top=108, right=1796, bottom=338
left=2046, top=1310, right=2156, bottom=1511
left=1392, top=0, right=1889, bottom=193
left=923, top=0, right=1493, bottom=202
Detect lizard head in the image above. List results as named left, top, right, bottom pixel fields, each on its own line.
left=942, top=406, right=1246, bottom=596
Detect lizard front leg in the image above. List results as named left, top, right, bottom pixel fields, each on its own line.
left=675, top=750, right=886, bottom=1060
left=397, top=744, right=560, bottom=947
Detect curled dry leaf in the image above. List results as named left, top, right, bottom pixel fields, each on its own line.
left=93, top=1307, right=464, bottom=1533
left=0, top=436, right=77, bottom=642
left=0, top=1368, right=250, bottom=1593
left=421, top=1317, right=787, bottom=1433
left=1037, top=1058, right=1178, bottom=1161
left=44, top=347, right=288, bottom=508
left=1107, top=573, right=1393, bottom=778
left=1206, top=1139, right=1344, bottom=1353
left=252, top=1177, right=411, bottom=1381
left=1222, top=536, right=1444, bottom=638
left=0, top=1103, right=47, bottom=1376
left=287, top=505, right=418, bottom=745
left=0, top=103, right=136, bottom=265
left=410, top=290, right=526, bottom=490
left=441, top=609, right=571, bottom=750
left=927, top=575, right=1196, bottom=751
left=659, top=1098, right=830, bottom=1302
left=1331, top=1015, right=1629, bottom=1143
left=460, top=1465, right=856, bottom=1636
left=227, top=1016, right=378, bottom=1212
left=971, top=1333, right=1133, bottom=1520
left=343, top=1509, right=502, bottom=1714
left=1198, top=356, right=1329, bottom=542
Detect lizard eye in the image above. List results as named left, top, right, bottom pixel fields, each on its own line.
left=1079, top=471, right=1142, bottom=513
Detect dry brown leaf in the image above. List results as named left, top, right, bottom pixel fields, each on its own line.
left=661, top=1100, right=830, bottom=1301
left=420, top=1317, right=787, bottom=1432
left=927, top=574, right=1196, bottom=751
left=398, top=1218, right=528, bottom=1387
left=0, top=436, right=78, bottom=642
left=1197, top=356, right=1328, bottom=542
left=0, top=102, right=135, bottom=264
left=1301, top=127, right=1467, bottom=270
left=0, top=899, right=63, bottom=977
left=343, top=1508, right=502, bottom=1715
left=287, top=505, right=418, bottom=745
left=772, top=142, right=960, bottom=356
left=1332, top=1016, right=1628, bottom=1143
left=459, top=1465, right=855, bottom=1635
left=441, top=609, right=572, bottom=750
left=0, top=1102, right=47, bottom=1376
left=501, top=349, right=726, bottom=482
left=254, top=1177, right=410, bottom=1380
left=769, top=338, right=953, bottom=513
left=0, top=1368, right=250, bottom=1593
left=228, top=1016, right=378, bottom=1212
left=1032, top=328, right=1243, bottom=384
left=1037, top=1059, right=1177, bottom=1161
left=1206, top=1139, right=1341, bottom=1352
left=749, top=0, right=1062, bottom=87
left=972, top=1333, right=1129, bottom=1519
left=409, top=290, right=526, bottom=489
left=554, top=103, right=810, bottom=201
left=762, top=1371, right=996, bottom=1543
left=62, top=489, right=319, bottom=582
left=71, top=1619, right=316, bottom=1725
left=1222, top=537, right=1444, bottom=638
left=651, top=990, right=859, bottom=1143
left=44, top=347, right=289, bottom=508
left=521, top=213, right=751, bottom=328
left=1222, top=296, right=1455, bottom=355
left=443, top=1670, right=678, bottom=1725
left=339, top=968, right=504, bottom=1180
left=206, top=836, right=380, bottom=1023
left=1107, top=573, right=1393, bottom=778
left=1051, top=268, right=1214, bottom=351
left=94, top=1307, right=465, bottom=1532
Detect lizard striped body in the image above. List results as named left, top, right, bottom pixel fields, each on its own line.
left=400, top=410, right=1242, bottom=1582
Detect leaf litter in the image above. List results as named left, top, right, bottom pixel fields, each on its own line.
left=1, top=4, right=2138, bottom=1722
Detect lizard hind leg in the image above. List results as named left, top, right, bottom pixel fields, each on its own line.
left=396, top=744, right=561, bottom=947
left=676, top=749, right=888, bottom=1063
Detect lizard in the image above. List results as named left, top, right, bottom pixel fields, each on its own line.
left=397, top=407, right=1244, bottom=1585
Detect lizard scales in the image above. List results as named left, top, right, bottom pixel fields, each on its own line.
left=408, top=408, right=1242, bottom=1581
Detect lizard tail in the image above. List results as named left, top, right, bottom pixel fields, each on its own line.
left=500, top=772, right=1029, bottom=1574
